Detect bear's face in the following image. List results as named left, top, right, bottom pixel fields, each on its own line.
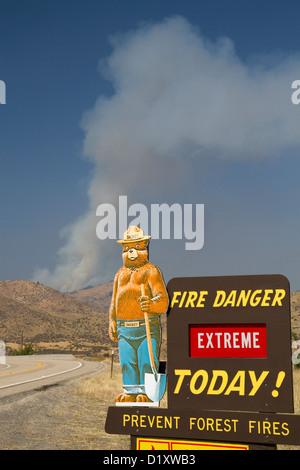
left=122, top=240, right=149, bottom=269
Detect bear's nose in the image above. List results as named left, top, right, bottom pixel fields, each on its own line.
left=127, top=248, right=138, bottom=259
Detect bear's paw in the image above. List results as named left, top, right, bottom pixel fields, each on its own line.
left=115, top=393, right=136, bottom=403
left=136, top=394, right=152, bottom=403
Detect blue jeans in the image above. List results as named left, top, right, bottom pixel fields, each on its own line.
left=116, top=318, right=161, bottom=395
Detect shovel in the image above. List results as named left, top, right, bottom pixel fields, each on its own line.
left=141, top=285, right=167, bottom=402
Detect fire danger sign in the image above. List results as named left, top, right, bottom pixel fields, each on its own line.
left=166, top=274, right=293, bottom=413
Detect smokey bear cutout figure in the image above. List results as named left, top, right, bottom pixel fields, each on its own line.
left=109, top=225, right=169, bottom=403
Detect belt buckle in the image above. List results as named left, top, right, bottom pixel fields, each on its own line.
left=125, top=321, right=140, bottom=328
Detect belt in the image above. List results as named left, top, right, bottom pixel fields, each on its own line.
left=118, top=318, right=159, bottom=328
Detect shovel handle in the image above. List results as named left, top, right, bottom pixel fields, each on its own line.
left=141, top=285, right=156, bottom=370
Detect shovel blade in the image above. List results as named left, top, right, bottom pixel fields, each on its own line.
left=144, top=372, right=167, bottom=402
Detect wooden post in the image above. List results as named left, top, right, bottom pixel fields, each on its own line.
left=110, top=350, right=114, bottom=378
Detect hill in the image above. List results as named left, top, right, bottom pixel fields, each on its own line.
left=68, top=281, right=114, bottom=312
left=0, top=280, right=111, bottom=356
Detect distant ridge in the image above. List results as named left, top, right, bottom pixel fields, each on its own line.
left=68, top=281, right=114, bottom=312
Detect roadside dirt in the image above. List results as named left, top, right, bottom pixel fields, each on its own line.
left=0, top=373, right=130, bottom=450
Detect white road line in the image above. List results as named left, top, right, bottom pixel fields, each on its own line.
left=0, top=361, right=83, bottom=389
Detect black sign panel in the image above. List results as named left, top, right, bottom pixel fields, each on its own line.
left=105, top=406, right=300, bottom=446
left=167, top=275, right=293, bottom=413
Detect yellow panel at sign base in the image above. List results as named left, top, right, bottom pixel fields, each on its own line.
left=136, top=438, right=249, bottom=450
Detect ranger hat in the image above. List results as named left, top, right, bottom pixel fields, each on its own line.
left=117, top=225, right=151, bottom=244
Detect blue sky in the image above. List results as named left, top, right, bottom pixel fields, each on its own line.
left=1, top=0, right=300, bottom=292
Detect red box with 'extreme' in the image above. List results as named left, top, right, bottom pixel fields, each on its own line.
left=189, top=324, right=267, bottom=358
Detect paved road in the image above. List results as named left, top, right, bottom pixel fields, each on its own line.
left=0, top=354, right=103, bottom=401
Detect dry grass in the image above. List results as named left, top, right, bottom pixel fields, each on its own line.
left=50, top=359, right=130, bottom=450
left=278, top=367, right=300, bottom=450
left=77, top=359, right=124, bottom=402
left=293, top=367, right=300, bottom=413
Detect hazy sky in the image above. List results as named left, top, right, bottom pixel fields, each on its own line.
left=1, top=0, right=300, bottom=292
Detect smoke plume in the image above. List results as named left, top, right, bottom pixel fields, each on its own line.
left=33, top=16, right=300, bottom=291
